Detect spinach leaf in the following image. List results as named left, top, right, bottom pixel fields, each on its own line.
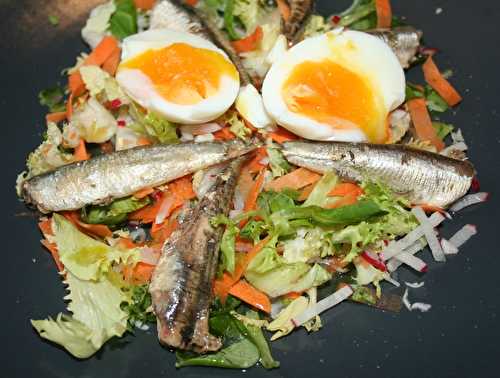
left=244, top=310, right=280, bottom=369
left=109, top=0, right=138, bottom=40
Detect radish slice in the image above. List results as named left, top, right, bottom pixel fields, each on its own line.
left=451, top=128, right=465, bottom=143
left=387, top=238, right=427, bottom=272
left=361, top=251, right=387, bottom=272
left=291, top=285, right=353, bottom=327
left=402, top=289, right=412, bottom=311
left=405, top=281, right=425, bottom=288
left=449, top=224, right=477, bottom=247
left=411, top=302, right=432, bottom=312
left=412, top=207, right=446, bottom=262
left=180, top=122, right=222, bottom=136
left=396, top=252, right=428, bottom=272
left=384, top=275, right=400, bottom=287
left=449, top=193, right=489, bottom=213
left=155, top=195, right=176, bottom=225
left=381, top=212, right=445, bottom=261
left=441, top=238, right=459, bottom=255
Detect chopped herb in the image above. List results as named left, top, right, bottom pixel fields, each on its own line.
left=121, top=284, right=156, bottom=330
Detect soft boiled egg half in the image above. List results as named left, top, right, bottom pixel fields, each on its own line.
left=116, top=29, right=240, bottom=124
left=262, top=29, right=406, bottom=143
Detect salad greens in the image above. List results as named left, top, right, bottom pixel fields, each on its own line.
left=38, top=86, right=66, bottom=113
left=109, top=0, right=138, bottom=39
left=121, top=284, right=156, bottom=330
left=81, top=196, right=150, bottom=226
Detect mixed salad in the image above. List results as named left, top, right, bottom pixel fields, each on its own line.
left=17, top=0, right=486, bottom=370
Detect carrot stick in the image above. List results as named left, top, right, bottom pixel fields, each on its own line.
left=73, top=139, right=90, bottom=161
left=213, top=236, right=271, bottom=302
left=268, top=127, right=298, bottom=144
left=45, top=111, right=67, bottom=123
left=123, top=262, right=155, bottom=284
left=283, top=291, right=302, bottom=300
left=229, top=280, right=271, bottom=313
left=102, top=47, right=121, bottom=76
left=63, top=211, right=113, bottom=238
left=423, top=56, right=462, bottom=107
left=232, top=26, right=263, bottom=53
left=168, top=175, right=196, bottom=201
left=66, top=93, right=74, bottom=120
left=213, top=127, right=236, bottom=141
left=68, top=72, right=86, bottom=97
left=375, top=0, right=392, bottom=28
left=325, top=192, right=360, bottom=209
left=245, top=147, right=267, bottom=174
left=328, top=183, right=364, bottom=197
left=276, top=0, right=291, bottom=22
left=133, top=0, right=157, bottom=10
left=38, top=218, right=53, bottom=237
left=407, top=98, right=445, bottom=151
left=133, top=187, right=154, bottom=199
left=239, top=169, right=266, bottom=229
left=298, top=183, right=316, bottom=201
left=41, top=239, right=64, bottom=272
left=265, top=167, right=321, bottom=192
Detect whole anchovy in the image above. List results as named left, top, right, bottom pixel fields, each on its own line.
left=22, top=140, right=255, bottom=213
left=282, top=141, right=474, bottom=208
left=282, top=0, right=315, bottom=43
left=368, top=26, right=422, bottom=69
left=150, top=0, right=252, bottom=86
left=150, top=157, right=246, bottom=353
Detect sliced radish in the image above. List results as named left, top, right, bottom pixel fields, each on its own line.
left=402, top=289, right=412, bottom=311
left=396, top=252, right=428, bottom=272
left=441, top=238, right=459, bottom=255
left=180, top=122, right=222, bottom=136
left=291, top=285, right=353, bottom=327
left=381, top=212, right=445, bottom=261
left=384, top=275, right=400, bottom=287
left=411, top=302, right=432, bottom=312
left=412, top=207, right=446, bottom=262
left=387, top=238, right=427, bottom=272
left=449, top=224, right=477, bottom=247
left=449, top=193, right=488, bottom=213
left=155, top=195, right=176, bottom=225
left=405, top=281, right=425, bottom=289
left=361, top=251, right=387, bottom=272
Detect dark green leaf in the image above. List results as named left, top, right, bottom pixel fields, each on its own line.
left=338, top=0, right=376, bottom=29
left=38, top=86, right=66, bottom=113
left=81, top=196, right=150, bottom=226
left=244, top=310, right=280, bottom=369
left=351, top=285, right=377, bottom=305
left=121, top=284, right=156, bottom=330
left=109, top=0, right=138, bottom=40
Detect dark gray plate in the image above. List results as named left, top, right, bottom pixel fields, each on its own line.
left=2, top=1, right=499, bottom=377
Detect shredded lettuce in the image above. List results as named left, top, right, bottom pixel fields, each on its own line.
left=81, top=196, right=150, bottom=226
left=26, top=122, right=74, bottom=177
left=71, top=97, right=117, bottom=143
left=433, top=121, right=454, bottom=140
left=283, top=228, right=335, bottom=263
left=267, top=296, right=308, bottom=340
left=79, top=65, right=129, bottom=104
left=303, top=15, right=332, bottom=38
left=227, top=111, right=251, bottom=140
left=266, top=147, right=291, bottom=178
left=52, top=214, right=140, bottom=281
left=211, top=215, right=239, bottom=274
left=233, top=0, right=262, bottom=34
left=302, top=172, right=338, bottom=207
left=82, top=0, right=116, bottom=48
left=129, top=104, right=179, bottom=144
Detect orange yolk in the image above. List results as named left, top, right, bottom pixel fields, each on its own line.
left=121, top=43, right=238, bottom=105
left=282, top=60, right=388, bottom=143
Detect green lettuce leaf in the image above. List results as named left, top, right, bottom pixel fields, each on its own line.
left=282, top=227, right=335, bottom=263
left=239, top=219, right=267, bottom=244
left=31, top=271, right=129, bottom=359
left=244, top=310, right=279, bottom=369
left=233, top=0, right=261, bottom=34
left=38, top=86, right=66, bottom=113
left=303, top=14, right=332, bottom=38
left=79, top=65, right=129, bottom=103
left=432, top=121, right=454, bottom=140
left=338, top=0, right=377, bottom=31
left=52, top=214, right=139, bottom=281
left=81, top=196, right=150, bottom=226
left=302, top=171, right=338, bottom=207
left=227, top=111, right=251, bottom=140
left=129, top=104, right=179, bottom=144
left=109, top=0, right=137, bottom=40
left=211, top=215, right=239, bottom=274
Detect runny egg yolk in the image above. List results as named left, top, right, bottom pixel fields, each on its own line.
left=121, top=43, right=238, bottom=105
left=282, top=60, right=388, bottom=143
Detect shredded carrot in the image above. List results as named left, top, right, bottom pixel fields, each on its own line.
left=265, top=167, right=321, bottom=192
left=68, top=36, right=120, bottom=97
left=63, top=211, right=113, bottom=238
left=329, top=183, right=364, bottom=197
left=268, top=127, right=299, bottom=144
left=414, top=203, right=445, bottom=214
left=117, top=237, right=138, bottom=250
left=73, top=139, right=90, bottom=161
left=137, top=136, right=152, bottom=146
left=185, top=0, right=199, bottom=6
left=232, top=26, right=263, bottom=53
left=41, top=239, right=64, bottom=272
left=245, top=147, right=268, bottom=174
left=102, top=47, right=121, bottom=76
left=66, top=93, right=74, bottom=120
left=169, top=175, right=196, bottom=201
left=213, top=127, right=236, bottom=141
left=133, top=187, right=154, bottom=199
left=276, top=0, right=291, bottom=22
left=213, top=236, right=271, bottom=302
left=151, top=216, right=179, bottom=248
left=133, top=0, right=157, bottom=10
left=375, top=0, right=392, bottom=28
left=123, top=262, right=155, bottom=284
left=423, top=56, right=462, bottom=107
left=229, top=280, right=271, bottom=313
left=46, top=111, right=67, bottom=123
left=283, top=291, right=302, bottom=300
left=38, top=218, right=53, bottom=237
left=407, top=98, right=445, bottom=151
left=298, top=183, right=316, bottom=201
left=239, top=169, right=266, bottom=229
left=235, top=167, right=255, bottom=202
left=325, top=192, right=360, bottom=209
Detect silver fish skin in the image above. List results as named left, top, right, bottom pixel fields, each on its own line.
left=282, top=0, right=315, bottom=43
left=368, top=26, right=423, bottom=68
left=22, top=140, right=256, bottom=213
left=282, top=141, right=474, bottom=208
left=150, top=0, right=252, bottom=86
left=150, top=157, right=246, bottom=353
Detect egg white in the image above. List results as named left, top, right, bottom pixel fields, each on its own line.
left=262, top=29, right=405, bottom=142
left=117, top=29, right=240, bottom=124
